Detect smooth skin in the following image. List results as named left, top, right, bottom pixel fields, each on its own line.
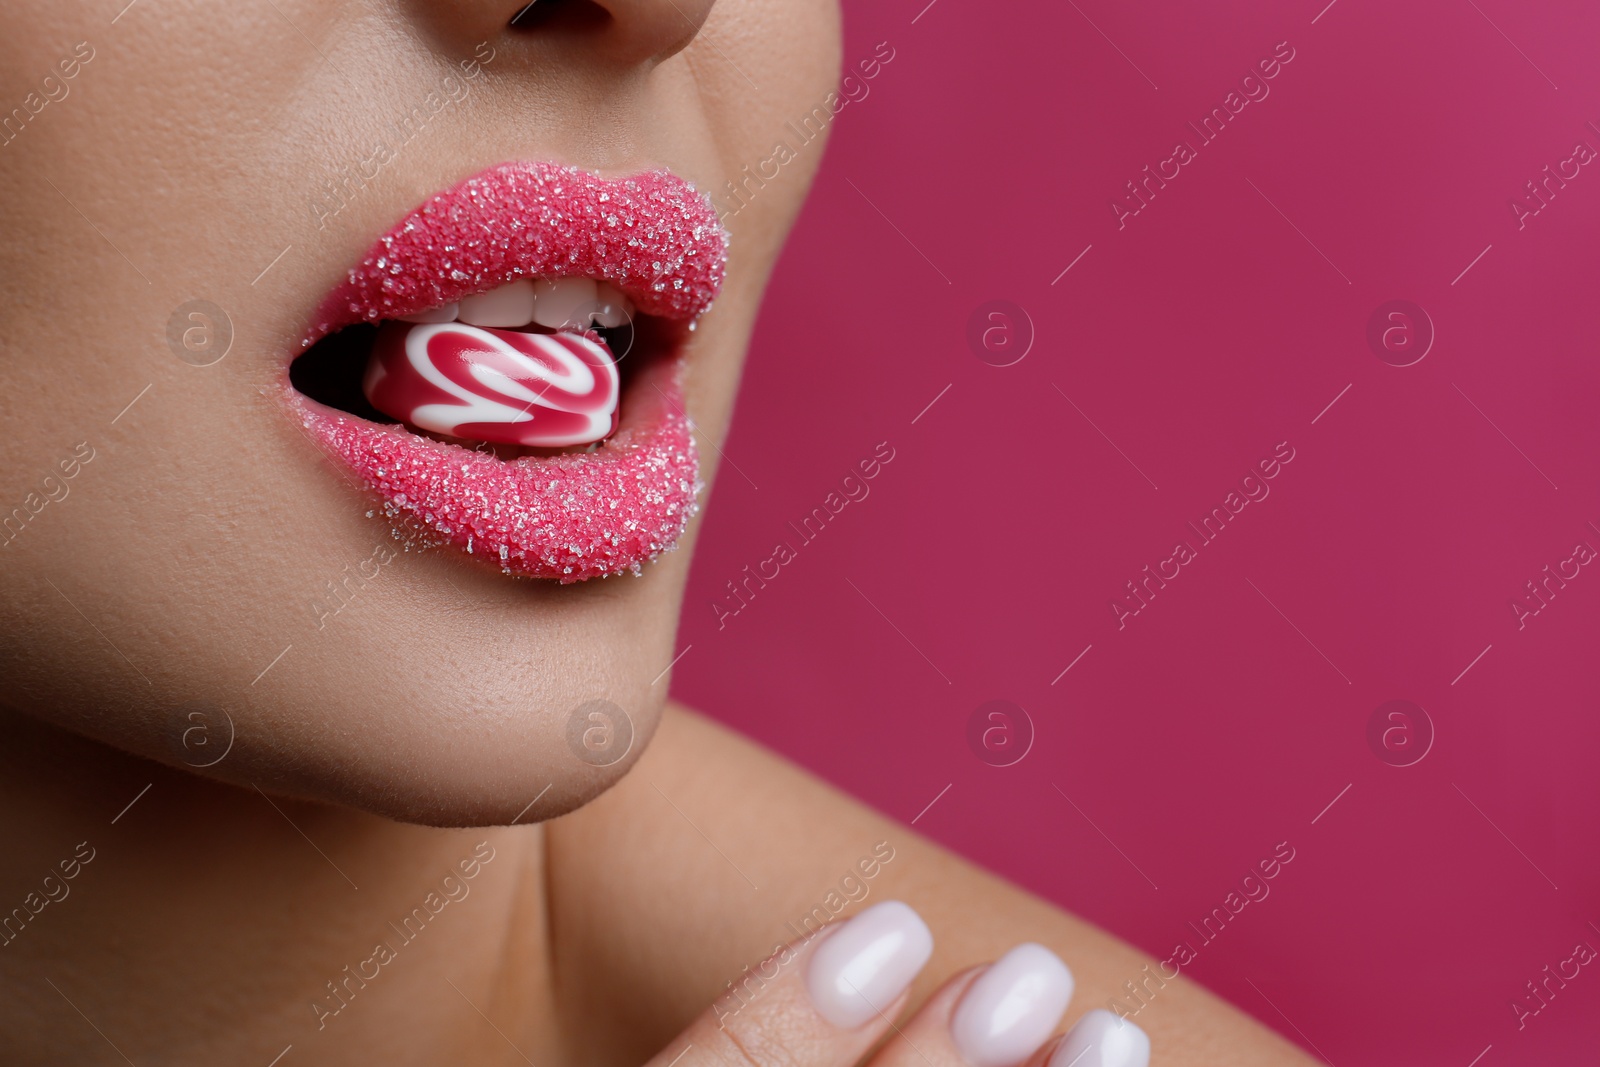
left=0, top=0, right=1317, bottom=1062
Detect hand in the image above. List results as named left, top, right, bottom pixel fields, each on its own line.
left=644, top=900, right=1150, bottom=1067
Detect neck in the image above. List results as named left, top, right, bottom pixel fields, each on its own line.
left=0, top=710, right=556, bottom=1065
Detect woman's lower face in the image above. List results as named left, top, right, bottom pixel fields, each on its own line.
left=0, top=0, right=842, bottom=824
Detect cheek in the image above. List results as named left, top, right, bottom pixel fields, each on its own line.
left=707, top=0, right=842, bottom=189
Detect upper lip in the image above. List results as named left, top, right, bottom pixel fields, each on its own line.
left=302, top=160, right=728, bottom=349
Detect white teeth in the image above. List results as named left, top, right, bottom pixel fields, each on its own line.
left=530, top=277, right=599, bottom=329
left=592, top=282, right=635, bottom=328
left=397, top=278, right=634, bottom=330
left=398, top=302, right=458, bottom=323
left=457, top=278, right=536, bottom=328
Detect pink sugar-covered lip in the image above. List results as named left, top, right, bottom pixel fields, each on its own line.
left=297, top=360, right=700, bottom=582
left=306, top=161, right=727, bottom=344
left=284, top=161, right=727, bottom=582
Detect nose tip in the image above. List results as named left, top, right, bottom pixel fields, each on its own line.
left=511, top=0, right=717, bottom=64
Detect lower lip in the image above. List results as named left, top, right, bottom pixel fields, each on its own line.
left=289, top=351, right=700, bottom=583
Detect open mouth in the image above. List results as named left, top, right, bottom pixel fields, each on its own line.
left=284, top=161, right=728, bottom=583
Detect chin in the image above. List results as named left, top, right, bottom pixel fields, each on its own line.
left=28, top=537, right=686, bottom=829
left=146, top=653, right=666, bottom=828
left=240, top=691, right=666, bottom=830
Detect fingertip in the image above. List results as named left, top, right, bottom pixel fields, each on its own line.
left=950, top=942, right=1074, bottom=1067
left=1048, top=1009, right=1150, bottom=1067
left=804, top=899, right=934, bottom=1029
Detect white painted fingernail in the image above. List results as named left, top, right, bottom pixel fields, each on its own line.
left=1049, top=1009, right=1150, bottom=1067
left=804, top=900, right=934, bottom=1029
left=950, top=943, right=1074, bottom=1067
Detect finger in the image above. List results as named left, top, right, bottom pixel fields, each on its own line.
left=645, top=899, right=934, bottom=1067
left=867, top=943, right=1076, bottom=1067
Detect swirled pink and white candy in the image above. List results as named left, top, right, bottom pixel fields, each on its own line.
left=362, top=320, right=620, bottom=448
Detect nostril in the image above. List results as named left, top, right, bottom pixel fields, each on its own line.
left=509, top=0, right=611, bottom=32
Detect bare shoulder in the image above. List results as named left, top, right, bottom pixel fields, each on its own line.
left=543, top=703, right=1313, bottom=1066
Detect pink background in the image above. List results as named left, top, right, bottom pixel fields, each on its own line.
left=677, top=1, right=1600, bottom=1062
